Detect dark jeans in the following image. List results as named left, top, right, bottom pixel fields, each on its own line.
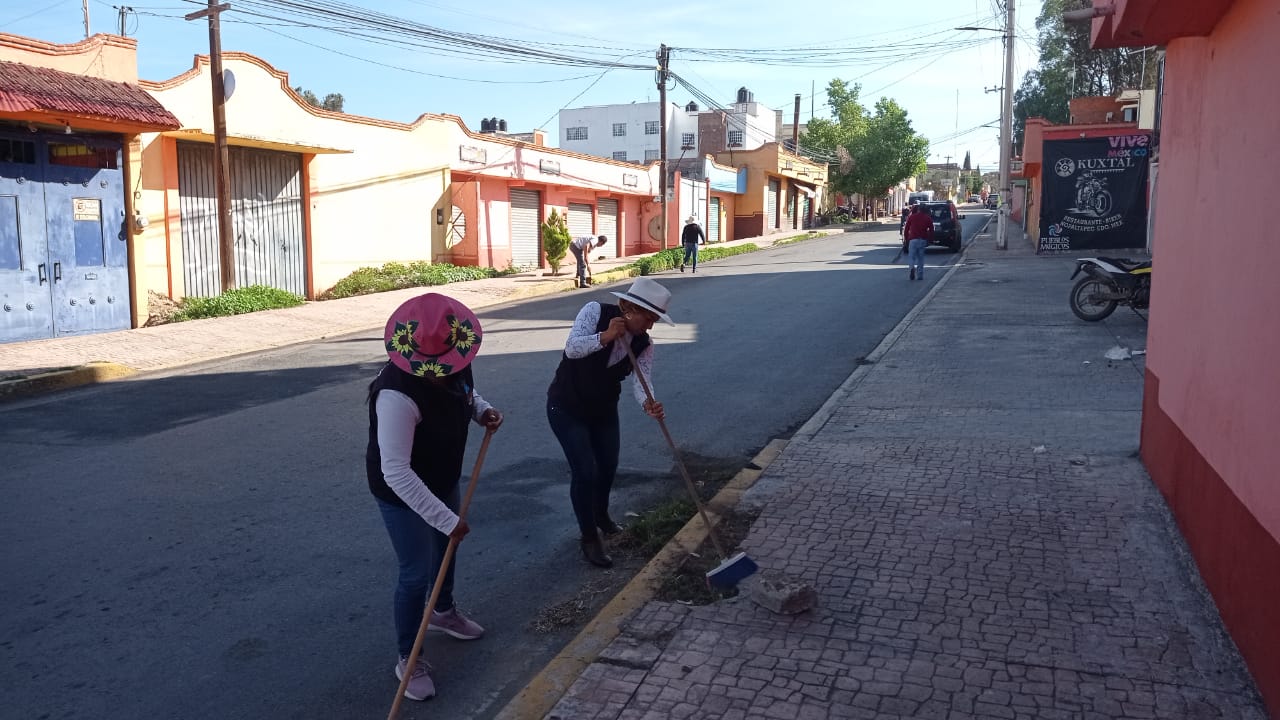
left=547, top=403, right=620, bottom=539
left=682, top=243, right=698, bottom=270
left=376, top=490, right=458, bottom=656
left=571, top=246, right=587, bottom=284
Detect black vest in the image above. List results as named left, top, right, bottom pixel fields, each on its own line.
left=547, top=303, right=651, bottom=420
left=366, top=362, right=474, bottom=507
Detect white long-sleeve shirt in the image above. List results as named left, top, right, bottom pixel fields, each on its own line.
left=376, top=388, right=492, bottom=535
left=564, top=301, right=655, bottom=407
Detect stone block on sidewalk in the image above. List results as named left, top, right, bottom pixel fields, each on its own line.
left=744, top=570, right=817, bottom=615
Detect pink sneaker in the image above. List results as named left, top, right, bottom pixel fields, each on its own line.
left=429, top=607, right=485, bottom=640
left=394, top=655, right=435, bottom=701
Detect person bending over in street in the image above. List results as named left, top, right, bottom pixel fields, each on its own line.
left=680, top=215, right=705, bottom=273
left=570, top=234, right=608, bottom=288
left=546, top=277, right=673, bottom=568
left=902, top=203, right=933, bottom=281
left=366, top=293, right=503, bottom=702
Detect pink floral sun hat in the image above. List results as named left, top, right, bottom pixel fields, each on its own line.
left=384, top=293, right=482, bottom=378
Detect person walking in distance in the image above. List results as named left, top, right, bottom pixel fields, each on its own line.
left=902, top=203, right=933, bottom=281
left=546, top=278, right=673, bottom=568
left=570, top=234, right=608, bottom=288
left=366, top=293, right=504, bottom=701
left=680, top=215, right=705, bottom=273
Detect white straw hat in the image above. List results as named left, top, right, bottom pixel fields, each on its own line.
left=610, top=277, right=674, bottom=325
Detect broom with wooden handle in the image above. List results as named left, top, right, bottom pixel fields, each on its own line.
left=387, top=427, right=495, bottom=720
left=622, top=340, right=757, bottom=589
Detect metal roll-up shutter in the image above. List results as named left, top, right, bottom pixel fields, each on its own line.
left=766, top=178, right=780, bottom=231
left=596, top=199, right=618, bottom=259
left=801, top=195, right=811, bottom=229
left=509, top=189, right=542, bottom=268
left=567, top=202, right=594, bottom=242
left=708, top=198, right=721, bottom=243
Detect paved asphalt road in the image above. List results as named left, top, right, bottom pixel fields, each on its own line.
left=1, top=212, right=991, bottom=719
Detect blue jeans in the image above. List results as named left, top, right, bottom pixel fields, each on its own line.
left=547, top=404, right=620, bottom=538
left=377, top=491, right=458, bottom=656
left=908, top=238, right=927, bottom=277
left=682, top=243, right=698, bottom=270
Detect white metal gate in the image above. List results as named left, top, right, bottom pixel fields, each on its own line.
left=177, top=142, right=306, bottom=297
left=596, top=199, right=618, bottom=259
left=509, top=188, right=542, bottom=268
left=766, top=178, right=780, bottom=231
left=708, top=198, right=721, bottom=243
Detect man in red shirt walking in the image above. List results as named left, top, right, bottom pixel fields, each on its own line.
left=902, top=203, right=933, bottom=281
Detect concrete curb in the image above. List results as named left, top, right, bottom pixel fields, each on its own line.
left=793, top=214, right=995, bottom=441
left=493, top=438, right=791, bottom=720
left=0, top=361, right=136, bottom=403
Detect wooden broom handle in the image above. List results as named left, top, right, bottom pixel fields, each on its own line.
left=623, top=341, right=727, bottom=559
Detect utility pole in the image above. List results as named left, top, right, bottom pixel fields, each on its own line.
left=792, top=94, right=801, bottom=153
left=185, top=2, right=236, bottom=292
left=656, top=44, right=671, bottom=249
left=118, top=6, right=129, bottom=36
left=996, top=0, right=1016, bottom=250
left=81, top=0, right=90, bottom=37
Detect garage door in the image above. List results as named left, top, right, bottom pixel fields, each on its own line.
left=596, top=199, right=618, bottom=259
left=177, top=142, right=306, bottom=297
left=509, top=188, right=542, bottom=268
left=766, top=178, right=780, bottom=231
left=708, top=198, right=721, bottom=243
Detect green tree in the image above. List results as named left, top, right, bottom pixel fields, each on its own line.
left=541, top=209, right=571, bottom=276
left=804, top=81, right=927, bottom=204
left=293, top=86, right=345, bottom=112
left=1013, top=0, right=1157, bottom=147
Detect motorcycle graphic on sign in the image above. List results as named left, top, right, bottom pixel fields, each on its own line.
left=1072, top=172, right=1113, bottom=218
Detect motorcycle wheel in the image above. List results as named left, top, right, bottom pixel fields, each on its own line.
left=1070, top=277, right=1118, bottom=321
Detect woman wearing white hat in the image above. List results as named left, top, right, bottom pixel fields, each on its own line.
left=546, top=277, right=674, bottom=568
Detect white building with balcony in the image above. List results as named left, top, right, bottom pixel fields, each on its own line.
left=558, top=87, right=777, bottom=169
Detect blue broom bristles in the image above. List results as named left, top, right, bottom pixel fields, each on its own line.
left=705, top=551, right=759, bottom=589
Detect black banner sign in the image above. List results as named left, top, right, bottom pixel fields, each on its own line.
left=1038, top=135, right=1150, bottom=252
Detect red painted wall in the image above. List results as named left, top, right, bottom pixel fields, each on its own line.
left=1139, top=0, right=1280, bottom=712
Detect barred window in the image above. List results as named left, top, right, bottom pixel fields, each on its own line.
left=612, top=151, right=628, bottom=161
left=612, top=123, right=627, bottom=137
left=644, top=149, right=660, bottom=162
left=566, top=127, right=588, bottom=141
left=644, top=121, right=660, bottom=135
left=727, top=130, right=744, bottom=146
left=681, top=133, right=695, bottom=147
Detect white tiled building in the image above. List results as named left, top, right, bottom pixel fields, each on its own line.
left=558, top=88, right=777, bottom=166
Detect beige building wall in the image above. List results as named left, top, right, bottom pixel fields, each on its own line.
left=140, top=53, right=453, bottom=298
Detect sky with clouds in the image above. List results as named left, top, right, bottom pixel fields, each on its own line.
left=4, top=0, right=1044, bottom=170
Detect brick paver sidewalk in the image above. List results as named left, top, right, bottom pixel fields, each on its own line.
left=543, top=235, right=1268, bottom=719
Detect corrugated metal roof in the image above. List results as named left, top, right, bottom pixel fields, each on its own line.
left=0, top=60, right=179, bottom=130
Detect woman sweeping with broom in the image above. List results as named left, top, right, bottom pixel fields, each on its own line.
left=367, top=293, right=503, bottom=702
left=547, top=277, right=672, bottom=568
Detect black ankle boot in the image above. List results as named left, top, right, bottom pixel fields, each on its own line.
left=580, top=537, right=614, bottom=568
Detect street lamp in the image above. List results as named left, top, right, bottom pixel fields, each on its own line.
left=957, top=4, right=1015, bottom=251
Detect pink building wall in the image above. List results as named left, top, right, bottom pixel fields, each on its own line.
left=1115, top=0, right=1280, bottom=711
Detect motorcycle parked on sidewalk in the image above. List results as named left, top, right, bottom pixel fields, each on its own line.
left=1068, top=257, right=1151, bottom=321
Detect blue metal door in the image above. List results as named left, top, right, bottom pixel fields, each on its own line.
left=0, top=135, right=52, bottom=342
left=0, top=131, right=130, bottom=343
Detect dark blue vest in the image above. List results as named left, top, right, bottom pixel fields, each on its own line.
left=547, top=303, right=651, bottom=421
left=366, top=363, right=474, bottom=506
